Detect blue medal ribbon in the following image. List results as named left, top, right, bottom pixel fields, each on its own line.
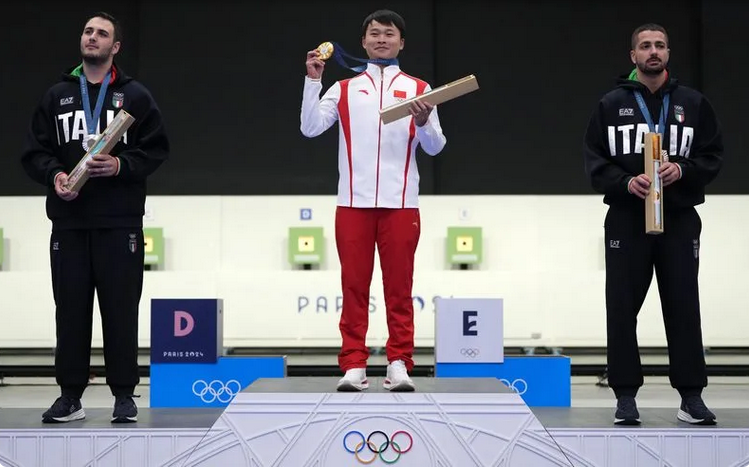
left=331, top=42, right=398, bottom=73
left=633, top=90, right=669, bottom=145
left=79, top=71, right=111, bottom=139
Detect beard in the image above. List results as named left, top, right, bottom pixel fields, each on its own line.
left=636, top=58, right=667, bottom=76
left=81, top=46, right=111, bottom=66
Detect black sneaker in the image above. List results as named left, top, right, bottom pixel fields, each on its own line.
left=42, top=396, right=85, bottom=423
left=614, top=396, right=641, bottom=425
left=677, top=396, right=716, bottom=425
left=112, top=395, right=139, bottom=423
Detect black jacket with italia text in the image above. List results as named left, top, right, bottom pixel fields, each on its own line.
left=584, top=72, right=723, bottom=209
left=21, top=63, right=169, bottom=229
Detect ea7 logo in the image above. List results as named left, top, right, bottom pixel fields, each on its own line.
left=619, top=108, right=634, bottom=116
left=60, top=97, right=74, bottom=106
left=609, top=240, right=620, bottom=248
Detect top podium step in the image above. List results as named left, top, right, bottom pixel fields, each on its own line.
left=242, top=377, right=514, bottom=394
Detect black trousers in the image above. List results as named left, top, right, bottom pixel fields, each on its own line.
left=604, top=205, right=707, bottom=398
left=50, top=228, right=144, bottom=398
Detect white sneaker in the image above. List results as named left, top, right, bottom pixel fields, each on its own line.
left=384, top=360, right=415, bottom=392
left=337, top=368, right=369, bottom=391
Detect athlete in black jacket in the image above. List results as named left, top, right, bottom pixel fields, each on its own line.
left=584, top=24, right=722, bottom=426
left=20, top=12, right=169, bottom=424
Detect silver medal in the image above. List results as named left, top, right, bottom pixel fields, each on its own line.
left=82, top=135, right=98, bottom=152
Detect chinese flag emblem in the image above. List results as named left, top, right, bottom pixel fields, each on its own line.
left=394, top=90, right=407, bottom=99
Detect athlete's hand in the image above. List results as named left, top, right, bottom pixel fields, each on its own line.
left=306, top=50, right=325, bottom=80
left=410, top=99, right=434, bottom=127
left=628, top=174, right=651, bottom=199
left=86, top=154, right=119, bottom=178
left=54, top=172, right=79, bottom=201
left=658, top=161, right=681, bottom=187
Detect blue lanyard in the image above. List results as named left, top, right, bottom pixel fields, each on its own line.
left=633, top=90, right=669, bottom=144
left=331, top=42, right=398, bottom=73
left=79, top=72, right=111, bottom=136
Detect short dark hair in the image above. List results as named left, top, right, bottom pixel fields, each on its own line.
left=361, top=10, right=406, bottom=38
left=631, top=23, right=668, bottom=49
left=88, top=11, right=122, bottom=43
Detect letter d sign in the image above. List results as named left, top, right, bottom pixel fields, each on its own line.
left=174, top=311, right=195, bottom=337
left=463, top=310, right=478, bottom=336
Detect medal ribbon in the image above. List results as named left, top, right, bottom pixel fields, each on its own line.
left=331, top=42, right=398, bottom=73
left=633, top=90, right=669, bottom=146
left=79, top=72, right=111, bottom=139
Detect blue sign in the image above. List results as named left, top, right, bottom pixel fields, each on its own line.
left=151, top=299, right=223, bottom=364
left=300, top=208, right=312, bottom=221
left=435, top=356, right=571, bottom=407
left=150, top=356, right=287, bottom=408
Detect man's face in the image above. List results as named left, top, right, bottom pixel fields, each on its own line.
left=80, top=17, right=120, bottom=65
left=630, top=30, right=669, bottom=76
left=361, top=20, right=404, bottom=60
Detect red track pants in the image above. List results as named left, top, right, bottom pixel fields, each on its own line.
left=335, top=206, right=420, bottom=372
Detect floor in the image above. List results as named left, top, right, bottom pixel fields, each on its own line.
left=1, top=375, right=747, bottom=411
left=1, top=350, right=747, bottom=415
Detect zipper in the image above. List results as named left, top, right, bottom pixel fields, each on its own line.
left=375, top=72, right=384, bottom=207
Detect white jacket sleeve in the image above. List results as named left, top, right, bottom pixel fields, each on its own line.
left=300, top=77, right=340, bottom=137
left=415, top=85, right=447, bottom=156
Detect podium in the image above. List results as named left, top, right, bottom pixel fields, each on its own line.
left=149, top=298, right=285, bottom=408
left=179, top=377, right=570, bottom=466
left=433, top=298, right=570, bottom=407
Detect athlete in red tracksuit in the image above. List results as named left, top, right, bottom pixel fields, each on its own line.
left=301, top=10, right=446, bottom=391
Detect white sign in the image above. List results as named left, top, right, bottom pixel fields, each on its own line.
left=435, top=298, right=503, bottom=363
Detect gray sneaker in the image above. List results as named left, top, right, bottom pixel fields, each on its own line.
left=677, top=396, right=716, bottom=425
left=112, top=395, right=139, bottom=423
left=614, top=396, right=641, bottom=425
left=42, top=396, right=85, bottom=423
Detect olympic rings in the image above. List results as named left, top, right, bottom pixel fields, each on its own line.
left=353, top=441, right=378, bottom=464
left=460, top=348, right=480, bottom=358
left=191, top=379, right=241, bottom=404
left=366, top=430, right=389, bottom=453
left=378, top=440, right=402, bottom=464
left=499, top=378, right=528, bottom=395
left=343, top=430, right=413, bottom=464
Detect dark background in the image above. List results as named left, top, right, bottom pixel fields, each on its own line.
left=1, top=0, right=745, bottom=196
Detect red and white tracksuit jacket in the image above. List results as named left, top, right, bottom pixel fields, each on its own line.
left=300, top=64, right=447, bottom=373
left=300, top=63, right=446, bottom=208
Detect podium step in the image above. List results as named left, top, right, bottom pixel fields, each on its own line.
left=183, top=377, right=571, bottom=466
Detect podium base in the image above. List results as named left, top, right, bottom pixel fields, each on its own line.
left=1, top=379, right=748, bottom=466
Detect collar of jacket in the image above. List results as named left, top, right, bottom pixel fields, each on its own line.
left=70, top=63, right=118, bottom=84
left=364, top=62, right=401, bottom=81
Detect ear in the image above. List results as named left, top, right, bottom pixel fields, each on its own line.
left=400, top=38, right=404, bottom=50
left=362, top=36, right=366, bottom=50
left=112, top=41, right=121, bottom=55
left=629, top=50, right=636, bottom=64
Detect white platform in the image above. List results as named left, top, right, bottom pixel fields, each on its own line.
left=182, top=377, right=567, bottom=466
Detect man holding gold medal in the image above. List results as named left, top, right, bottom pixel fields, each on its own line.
left=584, top=24, right=723, bottom=426
left=21, top=12, right=169, bottom=423
left=301, top=10, right=446, bottom=392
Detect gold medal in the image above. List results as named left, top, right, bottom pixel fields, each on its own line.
left=317, top=42, right=334, bottom=60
